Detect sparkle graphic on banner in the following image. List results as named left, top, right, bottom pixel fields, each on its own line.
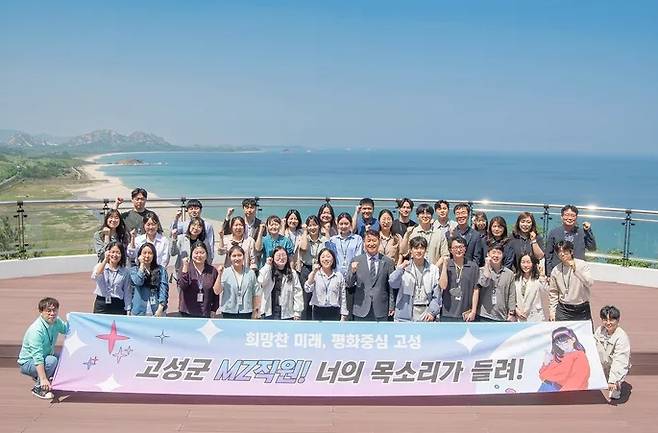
left=155, top=330, right=170, bottom=344
left=197, top=320, right=222, bottom=343
left=82, top=356, right=99, bottom=370
left=456, top=328, right=482, bottom=353
left=96, top=320, right=129, bottom=354
left=97, top=374, right=121, bottom=392
left=64, top=330, right=87, bottom=356
left=112, top=345, right=133, bottom=364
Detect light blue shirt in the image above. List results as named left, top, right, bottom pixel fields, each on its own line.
left=220, top=268, right=261, bottom=314
left=326, top=234, right=364, bottom=279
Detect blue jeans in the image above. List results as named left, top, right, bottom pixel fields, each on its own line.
left=19, top=355, right=58, bottom=386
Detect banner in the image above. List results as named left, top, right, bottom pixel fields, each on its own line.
left=53, top=313, right=607, bottom=396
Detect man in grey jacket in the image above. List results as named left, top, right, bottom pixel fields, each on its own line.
left=347, top=229, right=395, bottom=321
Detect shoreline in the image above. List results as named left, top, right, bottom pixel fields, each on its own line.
left=74, top=155, right=224, bottom=242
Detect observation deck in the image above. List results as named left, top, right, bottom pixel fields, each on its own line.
left=0, top=197, right=657, bottom=432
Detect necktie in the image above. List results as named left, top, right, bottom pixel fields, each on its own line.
left=370, top=256, right=377, bottom=283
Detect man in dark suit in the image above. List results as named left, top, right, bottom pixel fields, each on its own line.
left=346, top=229, right=395, bottom=321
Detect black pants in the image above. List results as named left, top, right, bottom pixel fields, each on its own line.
left=312, top=306, right=341, bottom=321
left=556, top=302, right=591, bottom=321
left=222, top=312, right=253, bottom=319
left=93, top=296, right=126, bottom=315
left=440, top=316, right=464, bottom=322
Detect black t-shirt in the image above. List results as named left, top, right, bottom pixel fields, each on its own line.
left=392, top=219, right=417, bottom=237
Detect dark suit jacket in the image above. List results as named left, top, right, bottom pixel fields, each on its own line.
left=347, top=253, right=395, bottom=319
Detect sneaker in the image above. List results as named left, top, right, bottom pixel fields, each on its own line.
left=610, top=389, right=621, bottom=400
left=31, top=386, right=54, bottom=400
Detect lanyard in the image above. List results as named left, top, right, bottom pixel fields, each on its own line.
left=412, top=263, right=426, bottom=292
left=320, top=271, right=334, bottom=306
left=561, top=263, right=572, bottom=296
left=106, top=267, right=119, bottom=295
left=520, top=277, right=529, bottom=298
left=454, top=263, right=464, bottom=286
left=338, top=237, right=352, bottom=262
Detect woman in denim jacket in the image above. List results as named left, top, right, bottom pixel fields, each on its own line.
left=130, top=243, right=169, bottom=316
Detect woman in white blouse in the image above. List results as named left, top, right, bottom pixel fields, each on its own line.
left=304, top=248, right=349, bottom=321
left=514, top=253, right=547, bottom=322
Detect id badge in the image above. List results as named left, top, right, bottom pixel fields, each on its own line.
left=197, top=292, right=204, bottom=303
left=105, top=296, right=112, bottom=304
left=491, top=294, right=497, bottom=305
left=149, top=294, right=157, bottom=305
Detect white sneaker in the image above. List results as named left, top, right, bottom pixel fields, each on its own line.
left=31, top=386, right=54, bottom=400
left=610, top=388, right=621, bottom=400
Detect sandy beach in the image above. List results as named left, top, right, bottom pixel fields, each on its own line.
left=74, top=154, right=224, bottom=247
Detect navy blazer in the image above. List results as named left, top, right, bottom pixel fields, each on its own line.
left=347, top=253, right=395, bottom=319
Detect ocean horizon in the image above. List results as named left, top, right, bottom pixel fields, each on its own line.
left=97, top=149, right=658, bottom=260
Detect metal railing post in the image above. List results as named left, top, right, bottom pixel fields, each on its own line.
left=542, top=205, right=551, bottom=249
left=101, top=198, right=110, bottom=217
left=14, top=200, right=28, bottom=259
left=179, top=197, right=187, bottom=222
left=622, top=209, right=634, bottom=267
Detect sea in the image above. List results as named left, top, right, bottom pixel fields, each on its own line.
left=97, top=149, right=658, bottom=261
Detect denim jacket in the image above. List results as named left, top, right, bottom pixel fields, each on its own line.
left=130, top=265, right=169, bottom=316
left=389, top=260, right=442, bottom=322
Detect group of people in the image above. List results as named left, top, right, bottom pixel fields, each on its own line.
left=17, top=188, right=630, bottom=400
left=90, top=189, right=600, bottom=324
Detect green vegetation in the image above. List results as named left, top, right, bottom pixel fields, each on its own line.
left=605, top=249, right=657, bottom=269
left=0, top=170, right=100, bottom=259
left=0, top=154, right=81, bottom=183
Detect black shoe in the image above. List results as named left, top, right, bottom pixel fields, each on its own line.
left=31, top=386, right=54, bottom=400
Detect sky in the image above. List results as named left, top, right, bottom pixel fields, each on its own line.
left=1, top=0, right=658, bottom=154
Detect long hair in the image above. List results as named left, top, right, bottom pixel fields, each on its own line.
left=514, top=253, right=539, bottom=280
left=487, top=216, right=509, bottom=246
left=100, top=209, right=127, bottom=243
left=142, top=211, right=163, bottom=234
left=283, top=209, right=302, bottom=232
left=270, top=246, right=293, bottom=281
left=186, top=217, right=207, bottom=242
left=137, top=242, right=160, bottom=286
left=317, top=203, right=337, bottom=234
left=550, top=327, right=586, bottom=362
left=105, top=241, right=126, bottom=268
left=513, top=211, right=538, bottom=239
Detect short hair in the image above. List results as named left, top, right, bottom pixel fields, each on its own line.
left=359, top=197, right=375, bottom=208
left=487, top=216, right=508, bottom=239
left=266, top=215, right=281, bottom=225
left=416, top=203, right=434, bottom=215
left=554, top=240, right=574, bottom=254
left=487, top=242, right=505, bottom=254
left=600, top=305, right=621, bottom=321
left=561, top=204, right=579, bottom=216
left=364, top=228, right=380, bottom=239
left=409, top=236, right=428, bottom=250
left=434, top=200, right=450, bottom=211
left=396, top=198, right=414, bottom=209
left=38, top=297, right=59, bottom=312
left=453, top=202, right=470, bottom=215
left=317, top=247, right=337, bottom=271
left=186, top=199, right=202, bottom=209
left=242, top=198, right=257, bottom=208
left=450, top=236, right=467, bottom=248
left=131, top=187, right=148, bottom=199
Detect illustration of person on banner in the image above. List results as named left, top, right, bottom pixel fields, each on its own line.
left=538, top=326, right=591, bottom=392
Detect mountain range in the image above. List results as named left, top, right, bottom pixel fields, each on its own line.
left=0, top=128, right=178, bottom=155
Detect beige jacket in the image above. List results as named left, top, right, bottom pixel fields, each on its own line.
left=594, top=326, right=631, bottom=384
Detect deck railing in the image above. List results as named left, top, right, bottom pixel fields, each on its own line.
left=1, top=196, right=657, bottom=267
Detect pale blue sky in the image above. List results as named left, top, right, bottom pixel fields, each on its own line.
left=1, top=1, right=657, bottom=153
